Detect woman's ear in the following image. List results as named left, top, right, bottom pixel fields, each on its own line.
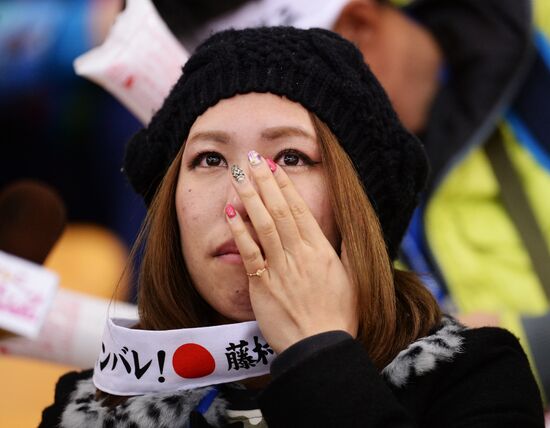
left=333, top=0, right=383, bottom=49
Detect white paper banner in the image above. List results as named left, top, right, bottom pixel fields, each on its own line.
left=93, top=318, right=276, bottom=395
left=0, top=289, right=138, bottom=367
left=74, top=0, right=189, bottom=125
left=73, top=0, right=349, bottom=125
left=0, top=250, right=58, bottom=338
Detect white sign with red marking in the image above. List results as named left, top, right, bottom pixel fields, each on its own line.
left=93, top=318, right=276, bottom=395
left=74, top=0, right=189, bottom=125
left=0, top=251, right=58, bottom=338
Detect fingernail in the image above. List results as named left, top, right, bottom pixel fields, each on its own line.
left=225, top=203, right=237, bottom=218
left=266, top=158, right=277, bottom=173
left=247, top=150, right=262, bottom=167
left=231, top=165, right=246, bottom=183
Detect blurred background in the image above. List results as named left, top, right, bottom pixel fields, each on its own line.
left=0, top=0, right=144, bottom=256
left=0, top=1, right=139, bottom=425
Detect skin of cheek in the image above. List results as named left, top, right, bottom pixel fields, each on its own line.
left=176, top=181, right=255, bottom=322
left=290, top=171, right=339, bottom=250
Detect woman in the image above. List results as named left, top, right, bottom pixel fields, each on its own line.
left=41, top=27, right=544, bottom=427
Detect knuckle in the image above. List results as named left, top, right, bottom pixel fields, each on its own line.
left=239, top=187, right=257, bottom=200
left=243, top=249, right=263, bottom=265
left=233, top=226, right=248, bottom=239
left=320, top=253, right=333, bottom=267
left=289, top=201, right=309, bottom=218
left=277, top=174, right=293, bottom=190
left=257, top=220, right=277, bottom=237
left=269, top=204, right=289, bottom=221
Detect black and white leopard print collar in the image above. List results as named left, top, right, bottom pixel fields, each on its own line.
left=381, top=315, right=465, bottom=387
left=60, top=316, right=465, bottom=427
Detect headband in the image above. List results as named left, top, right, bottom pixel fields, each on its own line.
left=93, top=318, right=276, bottom=395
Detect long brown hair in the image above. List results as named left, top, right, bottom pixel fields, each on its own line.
left=132, top=112, right=441, bottom=368
left=312, top=114, right=441, bottom=367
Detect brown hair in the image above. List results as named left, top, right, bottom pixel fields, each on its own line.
left=311, top=114, right=441, bottom=367
left=132, top=113, right=441, bottom=368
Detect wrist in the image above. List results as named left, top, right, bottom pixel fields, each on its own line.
left=271, top=331, right=353, bottom=378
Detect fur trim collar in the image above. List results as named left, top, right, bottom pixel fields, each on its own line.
left=382, top=316, right=465, bottom=387
left=60, top=381, right=227, bottom=427
left=60, top=317, right=465, bottom=427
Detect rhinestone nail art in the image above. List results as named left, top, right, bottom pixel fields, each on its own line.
left=231, top=165, right=246, bottom=183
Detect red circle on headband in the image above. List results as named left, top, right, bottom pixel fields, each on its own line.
left=172, top=343, right=216, bottom=378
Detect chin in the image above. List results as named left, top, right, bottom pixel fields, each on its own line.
left=215, top=305, right=255, bottom=324
left=205, top=283, right=255, bottom=323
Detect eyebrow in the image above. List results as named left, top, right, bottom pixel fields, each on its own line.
left=187, top=126, right=316, bottom=145
left=260, top=126, right=316, bottom=141
left=187, top=131, right=231, bottom=145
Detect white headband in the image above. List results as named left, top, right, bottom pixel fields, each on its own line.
left=93, top=318, right=276, bottom=396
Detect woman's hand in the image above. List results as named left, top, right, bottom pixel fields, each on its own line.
left=225, top=151, right=358, bottom=354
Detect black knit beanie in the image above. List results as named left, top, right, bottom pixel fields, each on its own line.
left=124, top=26, right=429, bottom=259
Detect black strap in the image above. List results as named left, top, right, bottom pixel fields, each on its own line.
left=484, top=129, right=550, bottom=300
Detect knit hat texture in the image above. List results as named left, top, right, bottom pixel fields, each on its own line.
left=124, top=26, right=429, bottom=259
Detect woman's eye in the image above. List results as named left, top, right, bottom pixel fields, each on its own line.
left=192, top=152, right=227, bottom=168
left=205, top=153, right=223, bottom=166
left=282, top=153, right=300, bottom=166
left=274, top=149, right=316, bottom=167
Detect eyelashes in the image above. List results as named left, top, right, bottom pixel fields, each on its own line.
left=276, top=149, right=318, bottom=167
left=189, top=149, right=319, bottom=169
left=189, top=151, right=227, bottom=168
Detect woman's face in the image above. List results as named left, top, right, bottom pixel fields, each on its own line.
left=175, top=93, right=339, bottom=322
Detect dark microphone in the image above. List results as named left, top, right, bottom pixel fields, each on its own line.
left=0, top=180, right=66, bottom=264
left=0, top=180, right=66, bottom=339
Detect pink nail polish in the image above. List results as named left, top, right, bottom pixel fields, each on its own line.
left=266, top=158, right=277, bottom=173
left=225, top=204, right=237, bottom=218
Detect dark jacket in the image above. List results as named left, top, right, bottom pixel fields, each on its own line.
left=40, top=318, right=544, bottom=427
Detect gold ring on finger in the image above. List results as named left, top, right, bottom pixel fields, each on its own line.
left=247, top=267, right=267, bottom=278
